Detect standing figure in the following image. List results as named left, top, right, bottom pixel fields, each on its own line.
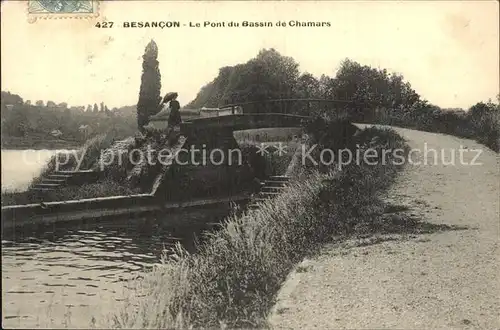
left=160, top=92, right=182, bottom=143
left=166, top=93, right=181, bottom=129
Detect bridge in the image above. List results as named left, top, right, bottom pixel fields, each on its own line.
left=3, top=99, right=362, bottom=231
left=151, top=98, right=364, bottom=132
left=181, top=113, right=311, bottom=131
left=216, top=98, right=362, bottom=115
left=174, top=98, right=362, bottom=154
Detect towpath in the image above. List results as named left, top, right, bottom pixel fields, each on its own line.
left=269, top=126, right=499, bottom=329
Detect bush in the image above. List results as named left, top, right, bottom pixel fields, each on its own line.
left=373, top=101, right=500, bottom=152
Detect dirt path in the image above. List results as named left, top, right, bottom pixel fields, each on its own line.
left=269, top=127, right=499, bottom=329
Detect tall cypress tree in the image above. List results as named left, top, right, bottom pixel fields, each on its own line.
left=137, top=40, right=161, bottom=131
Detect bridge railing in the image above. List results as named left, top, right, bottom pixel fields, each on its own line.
left=218, top=98, right=361, bottom=115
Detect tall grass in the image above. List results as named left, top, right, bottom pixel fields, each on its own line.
left=471, top=109, right=500, bottom=151
left=109, top=126, right=408, bottom=329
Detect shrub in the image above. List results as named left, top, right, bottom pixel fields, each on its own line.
left=372, top=101, right=500, bottom=152
left=110, top=125, right=408, bottom=329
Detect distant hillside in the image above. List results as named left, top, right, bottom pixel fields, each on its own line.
left=1, top=91, right=138, bottom=149
left=112, top=105, right=136, bottom=117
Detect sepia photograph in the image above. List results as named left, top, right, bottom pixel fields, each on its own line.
left=1, top=1, right=499, bottom=329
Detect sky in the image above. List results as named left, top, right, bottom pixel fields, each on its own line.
left=1, top=1, right=498, bottom=109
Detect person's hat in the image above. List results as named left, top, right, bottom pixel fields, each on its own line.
left=162, top=92, right=178, bottom=104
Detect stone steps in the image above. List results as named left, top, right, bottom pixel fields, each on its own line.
left=261, top=186, right=286, bottom=192
left=247, top=175, right=290, bottom=209
left=262, top=180, right=288, bottom=186
left=29, top=170, right=99, bottom=193
left=47, top=174, right=72, bottom=179
left=35, top=183, right=61, bottom=187
left=30, top=187, right=56, bottom=192
left=42, top=178, right=66, bottom=184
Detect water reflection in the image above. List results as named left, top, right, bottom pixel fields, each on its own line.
left=1, top=149, right=73, bottom=192
left=1, top=218, right=205, bottom=328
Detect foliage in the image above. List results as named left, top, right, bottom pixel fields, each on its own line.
left=109, top=125, right=408, bottom=329
left=137, top=40, right=162, bottom=131
left=185, top=50, right=499, bottom=151
left=186, top=48, right=301, bottom=110
left=1, top=91, right=23, bottom=105
left=1, top=91, right=137, bottom=148
left=466, top=101, right=500, bottom=151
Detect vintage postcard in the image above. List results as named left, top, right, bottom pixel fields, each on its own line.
left=1, top=1, right=499, bottom=329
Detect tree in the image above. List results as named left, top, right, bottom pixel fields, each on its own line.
left=137, top=39, right=161, bottom=131
left=100, top=102, right=105, bottom=112
left=93, top=103, right=99, bottom=113
left=86, top=105, right=92, bottom=112
left=58, top=102, right=68, bottom=109
left=5, top=107, right=30, bottom=137
left=327, top=58, right=423, bottom=121
left=1, top=91, right=23, bottom=105
left=186, top=48, right=300, bottom=113
left=46, top=101, right=56, bottom=107
left=25, top=100, right=31, bottom=106
left=36, top=100, right=44, bottom=107
left=223, top=49, right=300, bottom=109
left=294, top=73, right=322, bottom=114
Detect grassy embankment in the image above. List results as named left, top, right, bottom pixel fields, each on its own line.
left=108, top=123, right=409, bottom=329
left=1, top=133, right=140, bottom=206
left=1, top=135, right=81, bottom=150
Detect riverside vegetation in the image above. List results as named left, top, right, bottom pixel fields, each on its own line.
left=108, top=121, right=409, bottom=329
left=1, top=127, right=295, bottom=206
left=187, top=50, right=499, bottom=152
left=4, top=43, right=493, bottom=328
left=0, top=127, right=298, bottom=206
left=1, top=91, right=137, bottom=149
left=2, top=48, right=497, bottom=205
left=2, top=133, right=142, bottom=206
left=3, top=49, right=499, bottom=152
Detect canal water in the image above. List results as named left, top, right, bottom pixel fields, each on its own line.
left=1, top=149, right=74, bottom=192
left=1, top=218, right=203, bottom=328
left=0, top=150, right=215, bottom=328
left=1, top=214, right=212, bottom=328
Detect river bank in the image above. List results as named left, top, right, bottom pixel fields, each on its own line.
left=1, top=136, right=81, bottom=150
left=269, top=126, right=500, bottom=329
left=109, top=124, right=408, bottom=328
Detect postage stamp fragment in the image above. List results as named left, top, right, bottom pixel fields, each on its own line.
left=27, top=0, right=99, bottom=21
